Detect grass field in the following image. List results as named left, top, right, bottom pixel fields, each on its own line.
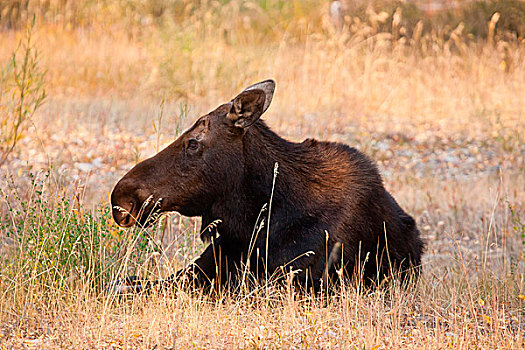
left=0, top=1, right=524, bottom=348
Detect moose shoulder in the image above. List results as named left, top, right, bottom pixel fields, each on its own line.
left=111, top=80, right=424, bottom=291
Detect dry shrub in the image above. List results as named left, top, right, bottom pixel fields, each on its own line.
left=0, top=18, right=46, bottom=167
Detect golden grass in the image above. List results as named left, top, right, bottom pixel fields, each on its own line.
left=1, top=174, right=523, bottom=348
left=1, top=22, right=523, bottom=139
left=0, top=1, right=524, bottom=348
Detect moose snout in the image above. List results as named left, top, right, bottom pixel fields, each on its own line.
left=110, top=178, right=144, bottom=227
left=112, top=199, right=137, bottom=227
left=111, top=175, right=161, bottom=227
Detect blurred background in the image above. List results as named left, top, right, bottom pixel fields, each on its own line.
left=1, top=0, right=524, bottom=187
left=0, top=1, right=523, bottom=196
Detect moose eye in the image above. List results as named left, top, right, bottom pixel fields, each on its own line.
left=187, top=139, right=200, bottom=152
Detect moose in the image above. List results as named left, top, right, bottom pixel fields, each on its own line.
left=110, top=80, right=424, bottom=292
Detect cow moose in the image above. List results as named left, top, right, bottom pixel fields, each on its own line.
left=110, top=80, right=424, bottom=292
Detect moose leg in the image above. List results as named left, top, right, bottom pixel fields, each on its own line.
left=105, top=236, right=241, bottom=294
left=263, top=252, right=325, bottom=292
left=253, top=226, right=334, bottom=293
left=160, top=235, right=243, bottom=291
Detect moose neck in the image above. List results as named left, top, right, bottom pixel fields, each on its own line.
left=243, top=120, right=299, bottom=197
left=207, top=120, right=311, bottom=243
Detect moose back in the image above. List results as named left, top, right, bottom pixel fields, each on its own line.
left=111, top=80, right=424, bottom=291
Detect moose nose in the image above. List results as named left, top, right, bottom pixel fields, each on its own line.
left=112, top=200, right=137, bottom=227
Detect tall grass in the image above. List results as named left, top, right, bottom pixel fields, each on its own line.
left=1, top=173, right=139, bottom=303
left=0, top=1, right=521, bottom=131
left=2, top=1, right=525, bottom=38
left=0, top=173, right=523, bottom=348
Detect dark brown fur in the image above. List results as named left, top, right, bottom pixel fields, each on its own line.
left=111, top=80, right=424, bottom=291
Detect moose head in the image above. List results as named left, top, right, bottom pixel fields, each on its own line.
left=111, top=80, right=275, bottom=227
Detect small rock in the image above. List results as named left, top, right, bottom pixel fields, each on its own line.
left=75, top=162, right=95, bottom=172
left=375, top=141, right=390, bottom=151
left=444, top=155, right=458, bottom=163
left=92, top=157, right=104, bottom=167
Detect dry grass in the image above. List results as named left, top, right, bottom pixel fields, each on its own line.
left=0, top=1, right=524, bottom=349
left=0, top=174, right=523, bottom=349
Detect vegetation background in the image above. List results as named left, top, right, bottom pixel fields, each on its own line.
left=0, top=0, right=524, bottom=348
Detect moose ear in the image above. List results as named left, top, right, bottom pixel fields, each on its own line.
left=227, top=79, right=275, bottom=128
